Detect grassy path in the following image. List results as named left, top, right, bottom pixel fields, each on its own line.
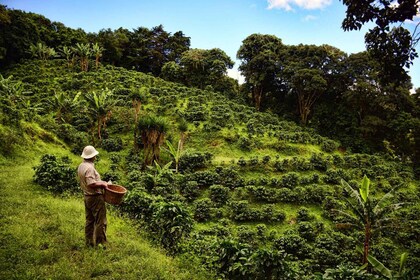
left=0, top=159, right=207, bottom=280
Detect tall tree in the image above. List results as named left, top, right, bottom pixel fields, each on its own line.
left=341, top=0, right=419, bottom=86
left=290, top=68, right=327, bottom=125
left=237, top=34, right=285, bottom=111
left=283, top=44, right=346, bottom=124
left=180, top=48, right=234, bottom=91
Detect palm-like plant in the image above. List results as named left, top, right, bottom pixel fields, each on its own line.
left=58, top=46, right=74, bottom=68
left=83, top=89, right=118, bottom=141
left=73, top=43, right=91, bottom=71
left=49, top=91, right=80, bottom=123
left=137, top=115, right=169, bottom=166
left=92, top=43, right=104, bottom=69
left=335, top=175, right=403, bottom=265
left=29, top=42, right=56, bottom=61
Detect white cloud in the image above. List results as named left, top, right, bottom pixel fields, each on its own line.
left=303, top=15, right=318, bottom=21
left=267, top=0, right=332, bottom=11
left=227, top=68, right=245, bottom=84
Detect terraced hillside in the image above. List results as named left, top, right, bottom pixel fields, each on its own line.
left=2, top=60, right=419, bottom=279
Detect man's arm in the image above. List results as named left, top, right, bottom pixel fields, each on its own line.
left=87, top=181, right=108, bottom=189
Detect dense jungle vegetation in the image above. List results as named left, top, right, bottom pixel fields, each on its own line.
left=1, top=4, right=419, bottom=279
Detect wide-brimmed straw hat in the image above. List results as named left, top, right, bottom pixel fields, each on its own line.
left=81, top=145, right=99, bottom=159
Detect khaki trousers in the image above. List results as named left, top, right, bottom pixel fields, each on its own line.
left=84, top=194, right=107, bottom=246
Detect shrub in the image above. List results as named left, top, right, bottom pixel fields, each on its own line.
left=237, top=157, right=247, bottom=167
left=101, top=137, right=123, bottom=152
left=321, top=139, right=339, bottom=153
left=236, top=225, right=258, bottom=246
left=248, top=186, right=278, bottom=203
left=102, top=170, right=120, bottom=183
left=193, top=198, right=212, bottom=222
left=297, top=222, right=317, bottom=241
left=186, top=170, right=217, bottom=187
left=213, top=239, right=253, bottom=279
left=120, top=188, right=157, bottom=220
left=281, top=172, right=299, bottom=189
left=149, top=201, right=193, bottom=254
left=310, top=153, right=329, bottom=171
left=251, top=248, right=295, bottom=280
left=274, top=231, right=311, bottom=259
left=209, top=184, right=230, bottom=206
left=237, top=136, right=253, bottom=151
left=179, top=151, right=213, bottom=172
left=214, top=166, right=245, bottom=189
left=296, top=207, right=314, bottom=222
left=33, top=154, right=77, bottom=193
left=180, top=180, right=200, bottom=201
left=230, top=200, right=252, bottom=221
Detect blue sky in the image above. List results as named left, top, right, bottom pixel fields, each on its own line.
left=3, top=0, right=419, bottom=88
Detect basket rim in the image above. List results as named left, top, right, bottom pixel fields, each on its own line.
left=105, top=184, right=127, bottom=194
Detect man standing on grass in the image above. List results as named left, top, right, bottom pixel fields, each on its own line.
left=77, top=145, right=108, bottom=248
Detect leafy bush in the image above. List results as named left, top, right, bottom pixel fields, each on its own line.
left=101, top=137, right=123, bottom=152
left=120, top=188, right=158, bottom=220
left=186, top=170, right=217, bottom=187
left=149, top=201, right=193, bottom=253
left=321, top=264, right=374, bottom=279
left=321, top=139, right=339, bottom=153
left=310, top=153, right=330, bottom=171
left=214, top=166, right=245, bottom=189
left=274, top=231, right=311, bottom=259
left=281, top=172, right=299, bottom=189
left=193, top=198, right=213, bottom=222
left=237, top=136, right=253, bottom=151
left=33, top=154, right=77, bottom=193
left=297, top=222, right=317, bottom=241
left=179, top=151, right=213, bottom=172
left=296, top=207, right=314, bottom=222
left=180, top=180, right=200, bottom=201
left=209, top=184, right=230, bottom=206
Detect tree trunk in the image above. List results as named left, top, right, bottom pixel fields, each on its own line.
left=253, top=86, right=263, bottom=111
left=363, top=223, right=371, bottom=265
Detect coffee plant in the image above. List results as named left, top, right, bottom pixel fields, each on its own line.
left=33, top=154, right=77, bottom=193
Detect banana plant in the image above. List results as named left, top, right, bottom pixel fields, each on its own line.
left=163, top=140, right=182, bottom=173
left=58, top=46, right=74, bottom=68
left=92, top=43, right=104, bottom=69
left=83, top=89, right=119, bottom=141
left=335, top=175, right=404, bottom=265
left=360, top=248, right=410, bottom=279
left=49, top=90, right=80, bottom=123
left=73, top=43, right=91, bottom=71
left=146, top=160, right=173, bottom=188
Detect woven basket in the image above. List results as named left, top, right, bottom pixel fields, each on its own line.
left=104, top=184, right=127, bottom=205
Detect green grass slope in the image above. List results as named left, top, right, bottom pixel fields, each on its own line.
left=0, top=150, right=209, bottom=280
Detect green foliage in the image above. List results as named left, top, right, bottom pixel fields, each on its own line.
left=193, top=198, right=212, bottom=222
left=320, top=264, right=373, bottom=280
left=101, top=137, right=123, bottom=152
left=149, top=201, right=193, bottom=254
left=33, top=154, right=77, bottom=193
left=1, top=47, right=418, bottom=278
left=179, top=151, right=212, bottom=172
left=209, top=184, right=230, bottom=206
